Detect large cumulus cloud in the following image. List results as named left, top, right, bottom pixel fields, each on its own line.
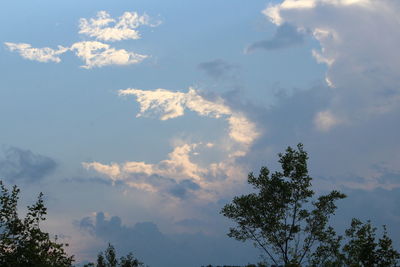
left=236, top=0, right=400, bottom=191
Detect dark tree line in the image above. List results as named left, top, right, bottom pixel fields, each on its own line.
left=83, top=243, right=146, bottom=267
left=0, top=181, right=144, bottom=267
left=0, top=144, right=398, bottom=266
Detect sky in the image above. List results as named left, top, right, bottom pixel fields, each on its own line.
left=1, top=0, right=400, bottom=266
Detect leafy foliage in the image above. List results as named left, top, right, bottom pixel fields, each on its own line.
left=221, top=144, right=346, bottom=266
left=221, top=144, right=400, bottom=266
left=0, top=181, right=74, bottom=266
left=84, top=243, right=145, bottom=267
left=342, top=219, right=400, bottom=266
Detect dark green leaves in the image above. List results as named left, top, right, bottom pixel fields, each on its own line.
left=0, top=181, right=74, bottom=267
left=84, top=244, right=146, bottom=267
left=221, top=144, right=399, bottom=266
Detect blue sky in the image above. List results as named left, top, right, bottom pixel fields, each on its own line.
left=1, top=0, right=400, bottom=266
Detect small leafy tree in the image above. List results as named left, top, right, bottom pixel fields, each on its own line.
left=84, top=243, right=146, bottom=267
left=221, top=144, right=346, bottom=266
left=342, top=219, right=399, bottom=266
left=0, top=181, right=74, bottom=266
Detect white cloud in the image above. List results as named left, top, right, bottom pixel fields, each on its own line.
left=70, top=41, right=147, bottom=69
left=83, top=141, right=249, bottom=201
left=4, top=42, right=68, bottom=63
left=119, top=87, right=260, bottom=146
left=84, top=143, right=205, bottom=184
left=5, top=10, right=155, bottom=68
left=85, top=88, right=261, bottom=200
left=314, top=110, right=341, bottom=131
left=79, top=11, right=160, bottom=42
left=264, top=0, right=372, bottom=24
left=84, top=143, right=207, bottom=194
left=5, top=41, right=147, bottom=68
left=82, top=162, right=121, bottom=183
left=263, top=0, right=400, bottom=129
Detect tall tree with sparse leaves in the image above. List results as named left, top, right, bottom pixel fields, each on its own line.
left=221, top=144, right=399, bottom=266
left=221, top=144, right=346, bottom=266
left=0, top=181, right=74, bottom=267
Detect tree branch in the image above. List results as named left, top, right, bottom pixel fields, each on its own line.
left=246, top=226, right=278, bottom=266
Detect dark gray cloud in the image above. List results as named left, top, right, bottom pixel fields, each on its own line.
left=120, top=173, right=201, bottom=200
left=217, top=81, right=400, bottom=254
left=332, top=187, right=400, bottom=249
left=246, top=23, right=304, bottom=53
left=168, top=179, right=200, bottom=199
left=77, top=212, right=260, bottom=267
left=0, top=146, right=57, bottom=183
left=62, top=176, right=113, bottom=186
left=224, top=80, right=400, bottom=185
left=197, top=59, right=237, bottom=80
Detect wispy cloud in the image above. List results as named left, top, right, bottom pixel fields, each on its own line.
left=246, top=23, right=304, bottom=53
left=314, top=110, right=342, bottom=132
left=5, top=10, right=159, bottom=69
left=70, top=41, right=147, bottom=69
left=84, top=87, right=260, bottom=200
left=4, top=42, right=68, bottom=63
left=79, top=11, right=160, bottom=42
left=119, top=87, right=259, bottom=146
left=197, top=59, right=237, bottom=80
left=83, top=143, right=206, bottom=198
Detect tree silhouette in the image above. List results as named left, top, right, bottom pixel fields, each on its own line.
left=0, top=181, right=74, bottom=266
left=221, top=144, right=400, bottom=266
left=84, top=243, right=145, bottom=267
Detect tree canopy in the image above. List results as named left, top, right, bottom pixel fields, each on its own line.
left=221, top=144, right=399, bottom=266
left=0, top=181, right=74, bottom=267
left=83, top=243, right=146, bottom=267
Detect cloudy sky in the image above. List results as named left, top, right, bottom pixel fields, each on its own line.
left=1, top=0, right=400, bottom=266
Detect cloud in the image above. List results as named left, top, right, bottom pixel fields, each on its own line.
left=70, top=41, right=147, bottom=69
left=5, top=10, right=157, bottom=68
left=83, top=88, right=261, bottom=199
left=261, top=0, right=400, bottom=131
left=237, top=82, right=400, bottom=192
left=246, top=23, right=304, bottom=53
left=77, top=212, right=260, bottom=267
left=242, top=0, right=400, bottom=192
left=314, top=110, right=341, bottom=131
left=83, top=143, right=215, bottom=199
left=79, top=11, right=160, bottom=42
left=334, top=187, right=400, bottom=244
left=264, top=0, right=372, bottom=25
left=197, top=59, right=236, bottom=80
left=6, top=41, right=147, bottom=69
left=0, top=147, right=57, bottom=183
left=119, top=87, right=259, bottom=146
left=4, top=42, right=68, bottom=63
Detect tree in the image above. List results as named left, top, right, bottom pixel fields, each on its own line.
left=0, top=181, right=74, bottom=266
left=84, top=243, right=146, bottom=267
left=221, top=144, right=346, bottom=266
left=221, top=144, right=400, bottom=266
left=341, top=219, right=399, bottom=267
